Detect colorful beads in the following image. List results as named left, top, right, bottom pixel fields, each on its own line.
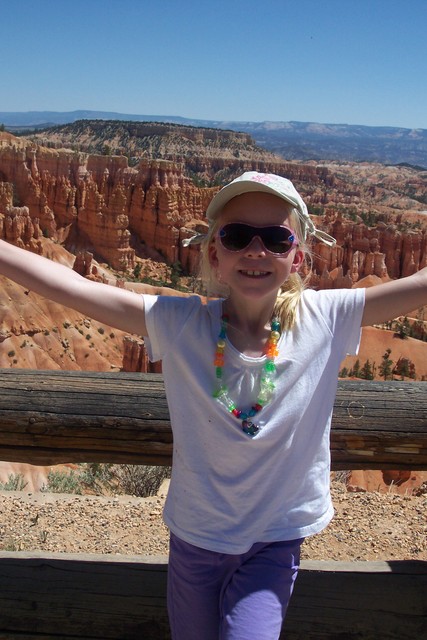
left=266, top=348, right=279, bottom=358
left=213, top=314, right=281, bottom=437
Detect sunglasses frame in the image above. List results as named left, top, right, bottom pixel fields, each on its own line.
left=217, top=223, right=299, bottom=256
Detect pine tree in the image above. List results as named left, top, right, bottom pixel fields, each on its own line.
left=351, top=359, right=361, bottom=378
left=396, top=317, right=410, bottom=339
left=360, top=359, right=374, bottom=380
left=393, top=357, right=416, bottom=380
left=379, top=349, right=393, bottom=380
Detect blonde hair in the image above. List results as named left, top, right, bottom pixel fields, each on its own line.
left=199, top=207, right=311, bottom=331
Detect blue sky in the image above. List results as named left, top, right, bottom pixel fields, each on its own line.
left=1, top=0, right=426, bottom=129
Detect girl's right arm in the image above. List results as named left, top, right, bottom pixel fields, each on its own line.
left=0, top=240, right=148, bottom=336
left=362, top=266, right=427, bottom=327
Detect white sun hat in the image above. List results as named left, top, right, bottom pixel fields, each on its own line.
left=182, top=171, right=336, bottom=247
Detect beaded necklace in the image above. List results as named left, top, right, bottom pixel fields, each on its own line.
left=213, top=314, right=281, bottom=437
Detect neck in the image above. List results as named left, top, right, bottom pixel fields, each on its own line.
left=222, top=294, right=278, bottom=355
left=223, top=294, right=277, bottom=332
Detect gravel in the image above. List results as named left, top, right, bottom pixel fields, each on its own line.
left=1, top=480, right=426, bottom=560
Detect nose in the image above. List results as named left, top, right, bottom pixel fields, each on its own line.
left=244, top=236, right=266, bottom=257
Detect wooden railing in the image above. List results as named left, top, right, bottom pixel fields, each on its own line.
left=0, top=369, right=426, bottom=639
left=1, top=369, right=426, bottom=469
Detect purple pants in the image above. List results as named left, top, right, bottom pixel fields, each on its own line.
left=167, top=532, right=303, bottom=640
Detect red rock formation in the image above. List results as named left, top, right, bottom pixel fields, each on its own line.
left=310, top=216, right=427, bottom=286
left=122, top=336, right=162, bottom=373
left=1, top=133, right=426, bottom=285
left=346, top=469, right=427, bottom=495
left=72, top=250, right=109, bottom=283
left=0, top=140, right=213, bottom=270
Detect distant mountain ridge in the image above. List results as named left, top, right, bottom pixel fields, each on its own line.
left=26, top=119, right=282, bottom=176
left=1, top=110, right=427, bottom=168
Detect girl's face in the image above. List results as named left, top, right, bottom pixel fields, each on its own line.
left=209, top=192, right=305, bottom=302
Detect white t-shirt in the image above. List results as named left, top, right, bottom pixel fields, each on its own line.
left=143, top=288, right=365, bottom=554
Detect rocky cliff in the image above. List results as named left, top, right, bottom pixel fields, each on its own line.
left=0, top=141, right=192, bottom=269
left=1, top=132, right=426, bottom=283
left=28, top=120, right=272, bottom=166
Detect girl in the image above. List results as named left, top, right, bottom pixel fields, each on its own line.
left=0, top=171, right=426, bottom=640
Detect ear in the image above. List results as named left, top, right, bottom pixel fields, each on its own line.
left=290, top=248, right=305, bottom=273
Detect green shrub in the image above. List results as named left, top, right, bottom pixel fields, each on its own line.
left=34, top=464, right=171, bottom=498
left=41, top=470, right=82, bottom=494
left=0, top=473, right=28, bottom=491
left=79, top=463, right=115, bottom=493
left=114, top=465, right=171, bottom=497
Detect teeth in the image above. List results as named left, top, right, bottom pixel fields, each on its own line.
left=243, top=270, right=267, bottom=276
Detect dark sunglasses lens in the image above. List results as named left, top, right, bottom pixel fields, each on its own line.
left=261, top=227, right=295, bottom=253
left=220, top=224, right=295, bottom=254
left=219, top=224, right=251, bottom=250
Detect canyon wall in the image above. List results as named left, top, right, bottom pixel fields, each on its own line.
left=309, top=214, right=427, bottom=288
left=1, top=134, right=426, bottom=284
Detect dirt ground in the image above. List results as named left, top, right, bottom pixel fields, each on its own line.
left=0, top=479, right=426, bottom=561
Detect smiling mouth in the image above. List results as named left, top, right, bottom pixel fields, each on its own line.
left=239, top=270, right=271, bottom=278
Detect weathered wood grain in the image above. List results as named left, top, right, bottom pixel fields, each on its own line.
left=0, top=370, right=426, bottom=469
left=286, top=559, right=427, bottom=639
left=0, top=553, right=425, bottom=639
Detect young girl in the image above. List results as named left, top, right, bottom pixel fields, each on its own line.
left=0, top=171, right=426, bottom=640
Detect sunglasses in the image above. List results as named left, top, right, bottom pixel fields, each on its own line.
left=218, top=223, right=298, bottom=255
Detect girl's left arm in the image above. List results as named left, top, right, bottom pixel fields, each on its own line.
left=362, top=266, right=427, bottom=326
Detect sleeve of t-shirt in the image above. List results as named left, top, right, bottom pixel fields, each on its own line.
left=143, top=294, right=202, bottom=362
left=302, top=288, right=365, bottom=358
